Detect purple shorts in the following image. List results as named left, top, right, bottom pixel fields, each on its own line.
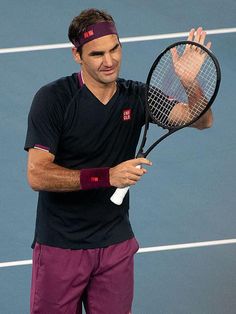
left=30, top=237, right=139, bottom=314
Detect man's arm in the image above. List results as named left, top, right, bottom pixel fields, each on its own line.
left=27, top=148, right=152, bottom=192
left=168, top=85, right=213, bottom=130
left=27, top=148, right=81, bottom=192
left=189, top=106, right=213, bottom=130
left=186, top=80, right=213, bottom=129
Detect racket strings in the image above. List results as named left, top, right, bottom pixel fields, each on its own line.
left=148, top=43, right=217, bottom=128
left=184, top=58, right=217, bottom=122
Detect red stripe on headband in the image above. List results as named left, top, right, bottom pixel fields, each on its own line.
left=74, top=21, right=118, bottom=48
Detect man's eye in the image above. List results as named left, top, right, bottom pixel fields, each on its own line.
left=90, top=52, right=104, bottom=57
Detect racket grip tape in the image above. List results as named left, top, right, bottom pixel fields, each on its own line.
left=110, top=186, right=130, bottom=205
left=110, top=165, right=141, bottom=205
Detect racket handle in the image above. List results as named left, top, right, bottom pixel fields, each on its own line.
left=110, top=165, right=141, bottom=205
left=110, top=186, right=130, bottom=205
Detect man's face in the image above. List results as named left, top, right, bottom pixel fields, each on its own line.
left=76, top=34, right=122, bottom=85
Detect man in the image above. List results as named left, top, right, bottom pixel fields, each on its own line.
left=25, top=8, right=213, bottom=314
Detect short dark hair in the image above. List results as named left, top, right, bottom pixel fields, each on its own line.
left=68, top=8, right=115, bottom=55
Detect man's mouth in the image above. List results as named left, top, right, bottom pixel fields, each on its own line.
left=101, top=67, right=116, bottom=75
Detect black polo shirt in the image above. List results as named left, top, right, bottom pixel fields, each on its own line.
left=25, top=73, right=146, bottom=249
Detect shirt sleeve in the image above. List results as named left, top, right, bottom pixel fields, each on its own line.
left=24, top=85, right=64, bottom=155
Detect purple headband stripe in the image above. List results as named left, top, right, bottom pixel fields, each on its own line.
left=74, top=21, right=118, bottom=48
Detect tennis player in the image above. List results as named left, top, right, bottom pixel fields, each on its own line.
left=25, top=8, right=213, bottom=314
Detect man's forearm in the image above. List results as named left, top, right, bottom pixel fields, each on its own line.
left=28, top=160, right=81, bottom=192
left=27, top=149, right=152, bottom=192
left=186, top=81, right=213, bottom=129
left=190, top=107, right=213, bottom=129
left=177, top=79, right=213, bottom=129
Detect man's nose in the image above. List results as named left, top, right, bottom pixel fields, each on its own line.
left=103, top=53, right=113, bottom=67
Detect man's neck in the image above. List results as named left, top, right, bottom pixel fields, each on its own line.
left=81, top=71, right=117, bottom=105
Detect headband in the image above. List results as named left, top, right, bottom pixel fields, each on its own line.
left=74, top=21, right=118, bottom=49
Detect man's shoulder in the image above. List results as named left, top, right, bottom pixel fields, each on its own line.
left=36, top=73, right=78, bottom=99
left=30, top=73, right=79, bottom=115
left=117, top=78, right=146, bottom=93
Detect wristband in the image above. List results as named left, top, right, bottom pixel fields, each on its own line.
left=80, top=168, right=111, bottom=190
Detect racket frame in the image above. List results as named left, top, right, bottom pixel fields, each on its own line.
left=137, top=40, right=221, bottom=158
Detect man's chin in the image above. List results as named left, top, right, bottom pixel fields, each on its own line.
left=99, top=69, right=119, bottom=83
left=100, top=75, right=118, bottom=84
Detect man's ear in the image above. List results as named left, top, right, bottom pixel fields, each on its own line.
left=72, top=47, right=82, bottom=64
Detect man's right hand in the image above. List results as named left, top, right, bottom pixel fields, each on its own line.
left=109, top=158, right=152, bottom=188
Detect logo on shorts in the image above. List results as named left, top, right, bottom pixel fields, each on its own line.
left=123, top=109, right=132, bottom=121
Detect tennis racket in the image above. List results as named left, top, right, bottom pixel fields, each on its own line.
left=110, top=40, right=221, bottom=205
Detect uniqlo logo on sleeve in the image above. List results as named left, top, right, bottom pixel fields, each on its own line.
left=123, top=109, right=132, bottom=121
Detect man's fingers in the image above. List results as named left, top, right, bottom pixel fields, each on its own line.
left=194, top=27, right=202, bottom=43
left=170, top=47, right=179, bottom=62
left=187, top=28, right=195, bottom=41
left=199, top=30, right=206, bottom=46
left=109, top=158, right=153, bottom=188
left=133, top=157, right=152, bottom=167
left=206, top=41, right=212, bottom=50
left=128, top=166, right=147, bottom=176
left=127, top=172, right=144, bottom=182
